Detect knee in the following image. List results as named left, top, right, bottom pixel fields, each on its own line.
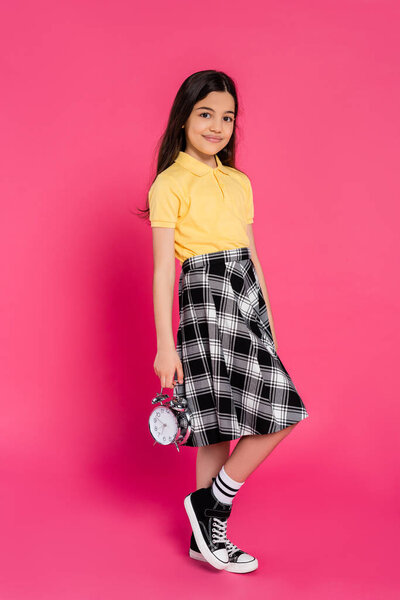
left=284, top=423, right=298, bottom=432
left=198, top=440, right=230, bottom=452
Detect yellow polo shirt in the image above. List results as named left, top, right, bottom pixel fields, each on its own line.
left=148, top=150, right=254, bottom=265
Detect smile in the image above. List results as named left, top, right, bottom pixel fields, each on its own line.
left=203, top=136, right=222, bottom=143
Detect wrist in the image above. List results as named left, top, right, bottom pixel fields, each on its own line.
left=157, top=342, right=176, bottom=353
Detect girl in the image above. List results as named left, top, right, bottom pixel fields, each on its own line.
left=145, top=70, right=309, bottom=573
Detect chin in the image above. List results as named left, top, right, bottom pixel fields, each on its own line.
left=199, top=143, right=223, bottom=154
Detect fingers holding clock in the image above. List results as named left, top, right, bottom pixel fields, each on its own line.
left=169, top=356, right=184, bottom=388
left=175, top=361, right=184, bottom=385
left=154, top=348, right=185, bottom=389
left=162, top=368, right=178, bottom=389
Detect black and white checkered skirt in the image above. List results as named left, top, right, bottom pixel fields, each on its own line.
left=172, top=246, right=309, bottom=447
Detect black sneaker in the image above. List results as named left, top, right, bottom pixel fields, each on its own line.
left=188, top=478, right=258, bottom=573
left=184, top=485, right=231, bottom=570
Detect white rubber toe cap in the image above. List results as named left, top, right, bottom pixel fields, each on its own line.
left=237, top=552, right=256, bottom=563
left=213, top=548, right=229, bottom=564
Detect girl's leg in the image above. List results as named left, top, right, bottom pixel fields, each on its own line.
left=196, top=441, right=231, bottom=489
left=223, top=423, right=298, bottom=482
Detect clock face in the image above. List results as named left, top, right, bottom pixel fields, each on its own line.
left=149, top=405, right=178, bottom=445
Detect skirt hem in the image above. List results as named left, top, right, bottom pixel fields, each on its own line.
left=183, top=413, right=310, bottom=448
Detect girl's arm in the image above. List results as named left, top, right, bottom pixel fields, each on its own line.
left=246, top=224, right=279, bottom=351
left=151, top=227, right=184, bottom=388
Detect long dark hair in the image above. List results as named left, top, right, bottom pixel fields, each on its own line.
left=137, top=70, right=245, bottom=222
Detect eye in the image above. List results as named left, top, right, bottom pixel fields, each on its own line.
left=199, top=112, right=234, bottom=122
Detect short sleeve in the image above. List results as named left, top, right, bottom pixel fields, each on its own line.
left=242, top=174, right=254, bottom=224
left=148, top=174, right=181, bottom=228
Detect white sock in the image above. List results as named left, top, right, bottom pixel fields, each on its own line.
left=211, top=465, right=245, bottom=505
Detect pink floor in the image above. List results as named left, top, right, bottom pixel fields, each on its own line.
left=2, top=441, right=398, bottom=600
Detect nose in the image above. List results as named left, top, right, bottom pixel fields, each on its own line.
left=209, top=121, right=222, bottom=133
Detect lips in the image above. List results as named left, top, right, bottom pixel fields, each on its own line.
left=203, top=136, right=222, bottom=142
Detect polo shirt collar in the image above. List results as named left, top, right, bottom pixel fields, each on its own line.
left=174, top=151, right=230, bottom=176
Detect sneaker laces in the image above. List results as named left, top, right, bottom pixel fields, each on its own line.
left=226, top=539, right=241, bottom=556
left=211, top=517, right=228, bottom=543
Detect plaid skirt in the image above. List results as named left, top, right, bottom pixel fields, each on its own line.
left=172, top=246, right=310, bottom=447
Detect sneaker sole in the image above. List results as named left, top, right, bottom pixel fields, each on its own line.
left=184, top=494, right=228, bottom=570
left=189, top=548, right=259, bottom=573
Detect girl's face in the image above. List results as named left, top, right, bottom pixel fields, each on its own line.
left=183, top=91, right=235, bottom=158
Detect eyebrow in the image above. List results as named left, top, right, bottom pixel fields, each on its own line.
left=195, top=106, right=236, bottom=115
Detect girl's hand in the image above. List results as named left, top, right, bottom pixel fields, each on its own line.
left=154, top=348, right=184, bottom=389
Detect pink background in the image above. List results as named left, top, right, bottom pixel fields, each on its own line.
left=1, top=1, right=399, bottom=598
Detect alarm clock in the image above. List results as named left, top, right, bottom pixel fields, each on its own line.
left=148, top=387, right=192, bottom=452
